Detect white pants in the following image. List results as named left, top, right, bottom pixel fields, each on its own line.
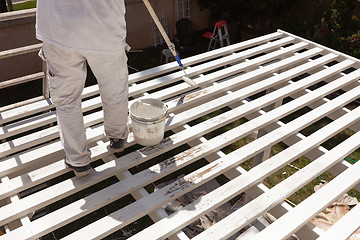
left=40, top=42, right=129, bottom=166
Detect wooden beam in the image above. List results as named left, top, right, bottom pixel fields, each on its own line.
left=0, top=8, right=35, bottom=21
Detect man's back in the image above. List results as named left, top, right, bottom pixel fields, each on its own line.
left=36, top=0, right=127, bottom=52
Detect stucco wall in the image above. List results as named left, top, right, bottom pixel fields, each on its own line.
left=0, top=15, right=42, bottom=82
left=0, top=1, right=210, bottom=83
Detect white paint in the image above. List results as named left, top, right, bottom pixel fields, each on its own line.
left=130, top=98, right=168, bottom=146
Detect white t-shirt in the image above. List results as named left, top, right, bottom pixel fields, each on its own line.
left=36, top=0, right=127, bottom=52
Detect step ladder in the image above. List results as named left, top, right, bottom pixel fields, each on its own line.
left=202, top=20, right=231, bottom=51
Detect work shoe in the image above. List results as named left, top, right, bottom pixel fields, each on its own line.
left=108, top=138, right=126, bottom=153
left=65, top=160, right=94, bottom=177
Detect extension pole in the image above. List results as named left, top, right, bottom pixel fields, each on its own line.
left=142, top=0, right=197, bottom=87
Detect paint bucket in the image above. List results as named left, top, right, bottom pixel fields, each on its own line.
left=130, top=98, right=168, bottom=146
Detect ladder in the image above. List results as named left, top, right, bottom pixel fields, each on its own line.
left=202, top=20, right=231, bottom=51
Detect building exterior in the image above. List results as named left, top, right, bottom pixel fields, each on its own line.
left=0, top=0, right=210, bottom=83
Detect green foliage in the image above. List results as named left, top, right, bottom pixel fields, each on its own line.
left=323, top=0, right=356, bottom=36
left=197, top=0, right=241, bottom=20
left=279, top=17, right=309, bottom=38
left=197, top=0, right=291, bottom=19
left=348, top=31, right=360, bottom=58
left=310, top=0, right=359, bottom=56
left=198, top=0, right=360, bottom=58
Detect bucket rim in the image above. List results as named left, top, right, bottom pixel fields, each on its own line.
left=129, top=98, right=168, bottom=122
left=130, top=112, right=167, bottom=124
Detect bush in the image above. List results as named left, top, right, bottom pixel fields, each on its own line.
left=349, top=31, right=360, bottom=58
left=198, top=0, right=360, bottom=59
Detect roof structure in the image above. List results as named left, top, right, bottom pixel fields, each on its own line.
left=1, top=29, right=360, bottom=239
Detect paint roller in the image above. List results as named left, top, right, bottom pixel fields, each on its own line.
left=142, top=0, right=197, bottom=87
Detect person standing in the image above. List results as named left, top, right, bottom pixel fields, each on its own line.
left=36, top=1, right=129, bottom=176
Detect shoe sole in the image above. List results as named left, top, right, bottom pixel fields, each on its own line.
left=65, top=163, right=94, bottom=177
left=107, top=145, right=125, bottom=153
left=73, top=168, right=94, bottom=177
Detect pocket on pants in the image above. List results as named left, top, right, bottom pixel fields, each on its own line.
left=39, top=47, right=59, bottom=105
left=39, top=47, right=56, bottom=77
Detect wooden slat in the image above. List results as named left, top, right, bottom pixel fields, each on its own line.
left=127, top=31, right=284, bottom=83
left=0, top=51, right=344, bottom=196
left=279, top=29, right=360, bottom=64
left=127, top=36, right=296, bottom=97
left=0, top=98, right=54, bottom=126
left=0, top=43, right=41, bottom=60
left=0, top=72, right=45, bottom=90
left=102, top=154, right=190, bottom=240
left=0, top=111, right=55, bottom=139
left=0, top=46, right=325, bottom=170
left=2, top=31, right=360, bottom=240
left=0, top=35, right=295, bottom=146
left=0, top=96, right=45, bottom=113
left=193, top=122, right=360, bottom=240
left=35, top=73, right=360, bottom=240
left=252, top=159, right=360, bottom=240
left=129, top=100, right=360, bottom=240
left=0, top=41, right=311, bottom=157
left=0, top=8, right=36, bottom=22
left=1, top=72, right=354, bottom=227
left=0, top=54, right=354, bottom=227
left=0, top=32, right=283, bottom=125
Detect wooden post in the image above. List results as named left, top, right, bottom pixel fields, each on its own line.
left=251, top=87, right=283, bottom=168
left=6, top=0, right=12, bottom=11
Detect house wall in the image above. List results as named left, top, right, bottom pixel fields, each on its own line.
left=0, top=13, right=41, bottom=83
left=126, top=0, right=210, bottom=49
left=0, top=1, right=210, bottom=83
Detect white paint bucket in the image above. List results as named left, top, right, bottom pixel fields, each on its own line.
left=130, top=98, right=168, bottom=146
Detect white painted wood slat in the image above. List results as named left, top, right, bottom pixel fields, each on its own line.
left=0, top=46, right=328, bottom=177
left=1, top=30, right=360, bottom=240
left=0, top=32, right=283, bottom=126
left=126, top=87, right=360, bottom=240
left=0, top=50, right=348, bottom=201
left=60, top=79, right=360, bottom=240
left=0, top=40, right=311, bottom=158
left=1, top=62, right=357, bottom=230
left=193, top=126, right=360, bottom=240
left=127, top=32, right=284, bottom=83
left=2, top=69, right=357, bottom=239
left=0, top=36, right=303, bottom=163
left=252, top=157, right=360, bottom=240
left=1, top=71, right=358, bottom=238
